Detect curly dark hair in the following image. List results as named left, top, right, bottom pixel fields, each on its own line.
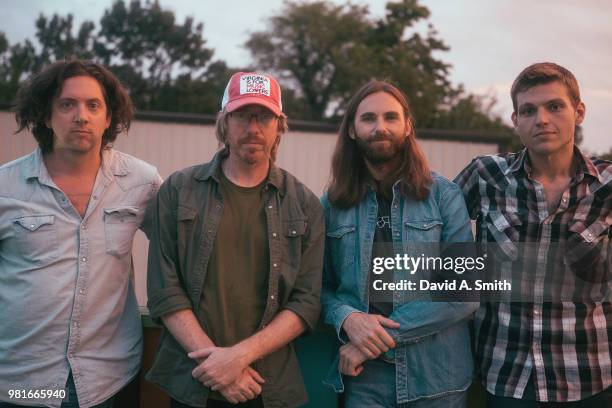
left=14, top=59, right=134, bottom=153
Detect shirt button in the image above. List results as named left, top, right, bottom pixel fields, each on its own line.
left=273, top=263, right=278, bottom=268
left=291, top=230, right=296, bottom=235
left=268, top=205, right=273, bottom=209
left=534, top=310, right=539, bottom=315
left=272, top=232, right=277, bottom=238
left=82, top=257, right=87, bottom=262
left=82, top=224, right=87, bottom=229
left=30, top=224, right=35, bottom=229
left=270, top=295, right=275, bottom=300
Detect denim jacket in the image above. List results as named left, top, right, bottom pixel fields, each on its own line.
left=321, top=173, right=478, bottom=403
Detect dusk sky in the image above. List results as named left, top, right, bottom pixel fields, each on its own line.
left=3, top=0, right=611, bottom=155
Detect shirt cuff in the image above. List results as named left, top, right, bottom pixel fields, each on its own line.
left=332, top=306, right=362, bottom=344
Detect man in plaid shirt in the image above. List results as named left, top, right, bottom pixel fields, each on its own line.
left=455, top=62, right=610, bottom=407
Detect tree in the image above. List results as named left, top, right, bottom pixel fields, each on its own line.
left=0, top=0, right=230, bottom=114
left=245, top=0, right=510, bottom=132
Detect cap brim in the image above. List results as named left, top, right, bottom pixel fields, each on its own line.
left=225, top=97, right=281, bottom=116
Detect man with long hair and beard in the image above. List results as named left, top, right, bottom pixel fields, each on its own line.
left=321, top=80, right=477, bottom=407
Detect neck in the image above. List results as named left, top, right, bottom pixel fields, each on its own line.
left=527, top=144, right=575, bottom=181
left=43, top=148, right=102, bottom=178
left=222, top=153, right=270, bottom=187
left=364, top=155, right=402, bottom=182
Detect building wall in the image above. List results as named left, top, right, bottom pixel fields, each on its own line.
left=1, top=110, right=499, bottom=305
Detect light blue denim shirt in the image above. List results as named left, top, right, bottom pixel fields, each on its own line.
left=0, top=148, right=161, bottom=408
left=321, top=173, right=478, bottom=403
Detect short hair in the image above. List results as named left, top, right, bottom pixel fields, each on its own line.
left=511, top=62, right=581, bottom=112
left=327, top=80, right=432, bottom=208
left=214, top=108, right=289, bottom=162
left=15, top=59, right=134, bottom=153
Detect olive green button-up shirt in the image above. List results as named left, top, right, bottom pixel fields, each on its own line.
left=146, top=151, right=324, bottom=408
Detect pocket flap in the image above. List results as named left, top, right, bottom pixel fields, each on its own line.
left=104, top=206, right=140, bottom=216
left=488, top=211, right=522, bottom=232
left=284, top=220, right=307, bottom=237
left=104, top=206, right=140, bottom=223
left=326, top=224, right=356, bottom=238
left=404, top=220, right=443, bottom=230
left=569, top=220, right=609, bottom=243
left=14, top=215, right=55, bottom=231
left=177, top=206, right=197, bottom=221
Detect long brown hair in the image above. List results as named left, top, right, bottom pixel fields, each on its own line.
left=327, top=80, right=432, bottom=208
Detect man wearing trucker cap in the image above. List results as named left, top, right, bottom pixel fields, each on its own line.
left=146, top=72, right=325, bottom=408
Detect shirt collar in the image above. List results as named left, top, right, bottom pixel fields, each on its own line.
left=23, top=148, right=44, bottom=181
left=194, top=149, right=285, bottom=195
left=503, top=145, right=602, bottom=183
left=24, top=148, right=128, bottom=183
left=100, top=148, right=130, bottom=181
left=504, top=148, right=528, bottom=176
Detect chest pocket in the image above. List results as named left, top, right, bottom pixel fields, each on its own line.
left=104, top=206, right=141, bottom=258
left=11, top=214, right=58, bottom=266
left=279, top=220, right=307, bottom=293
left=565, top=219, right=610, bottom=283
left=282, top=219, right=307, bottom=269
left=403, top=219, right=443, bottom=242
left=484, top=211, right=523, bottom=261
left=326, top=224, right=357, bottom=273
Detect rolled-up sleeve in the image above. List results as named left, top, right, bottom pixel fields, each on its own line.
left=282, top=195, right=325, bottom=332
left=146, top=177, right=192, bottom=322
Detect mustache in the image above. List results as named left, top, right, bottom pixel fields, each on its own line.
left=239, top=137, right=265, bottom=145
left=366, top=132, right=393, bottom=142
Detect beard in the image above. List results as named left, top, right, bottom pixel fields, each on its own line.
left=354, top=132, right=405, bottom=164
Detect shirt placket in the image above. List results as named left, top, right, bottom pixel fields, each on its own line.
left=390, top=186, right=408, bottom=402
left=530, top=180, right=556, bottom=402
left=66, top=175, right=110, bottom=401
left=260, top=188, right=281, bottom=328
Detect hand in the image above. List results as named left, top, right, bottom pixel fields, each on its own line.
left=342, top=312, right=400, bottom=358
left=188, top=346, right=250, bottom=390
left=339, top=342, right=369, bottom=376
left=218, top=367, right=265, bottom=404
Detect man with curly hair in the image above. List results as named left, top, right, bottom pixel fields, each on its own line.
left=0, top=59, right=161, bottom=408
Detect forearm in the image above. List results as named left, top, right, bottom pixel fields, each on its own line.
left=161, top=308, right=215, bottom=354
left=236, top=309, right=306, bottom=364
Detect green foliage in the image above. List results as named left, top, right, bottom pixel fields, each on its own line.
left=0, top=0, right=512, bottom=134
left=245, top=0, right=510, bottom=132
left=0, top=0, right=229, bottom=113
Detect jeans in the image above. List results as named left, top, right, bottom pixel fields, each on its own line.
left=344, top=359, right=467, bottom=408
